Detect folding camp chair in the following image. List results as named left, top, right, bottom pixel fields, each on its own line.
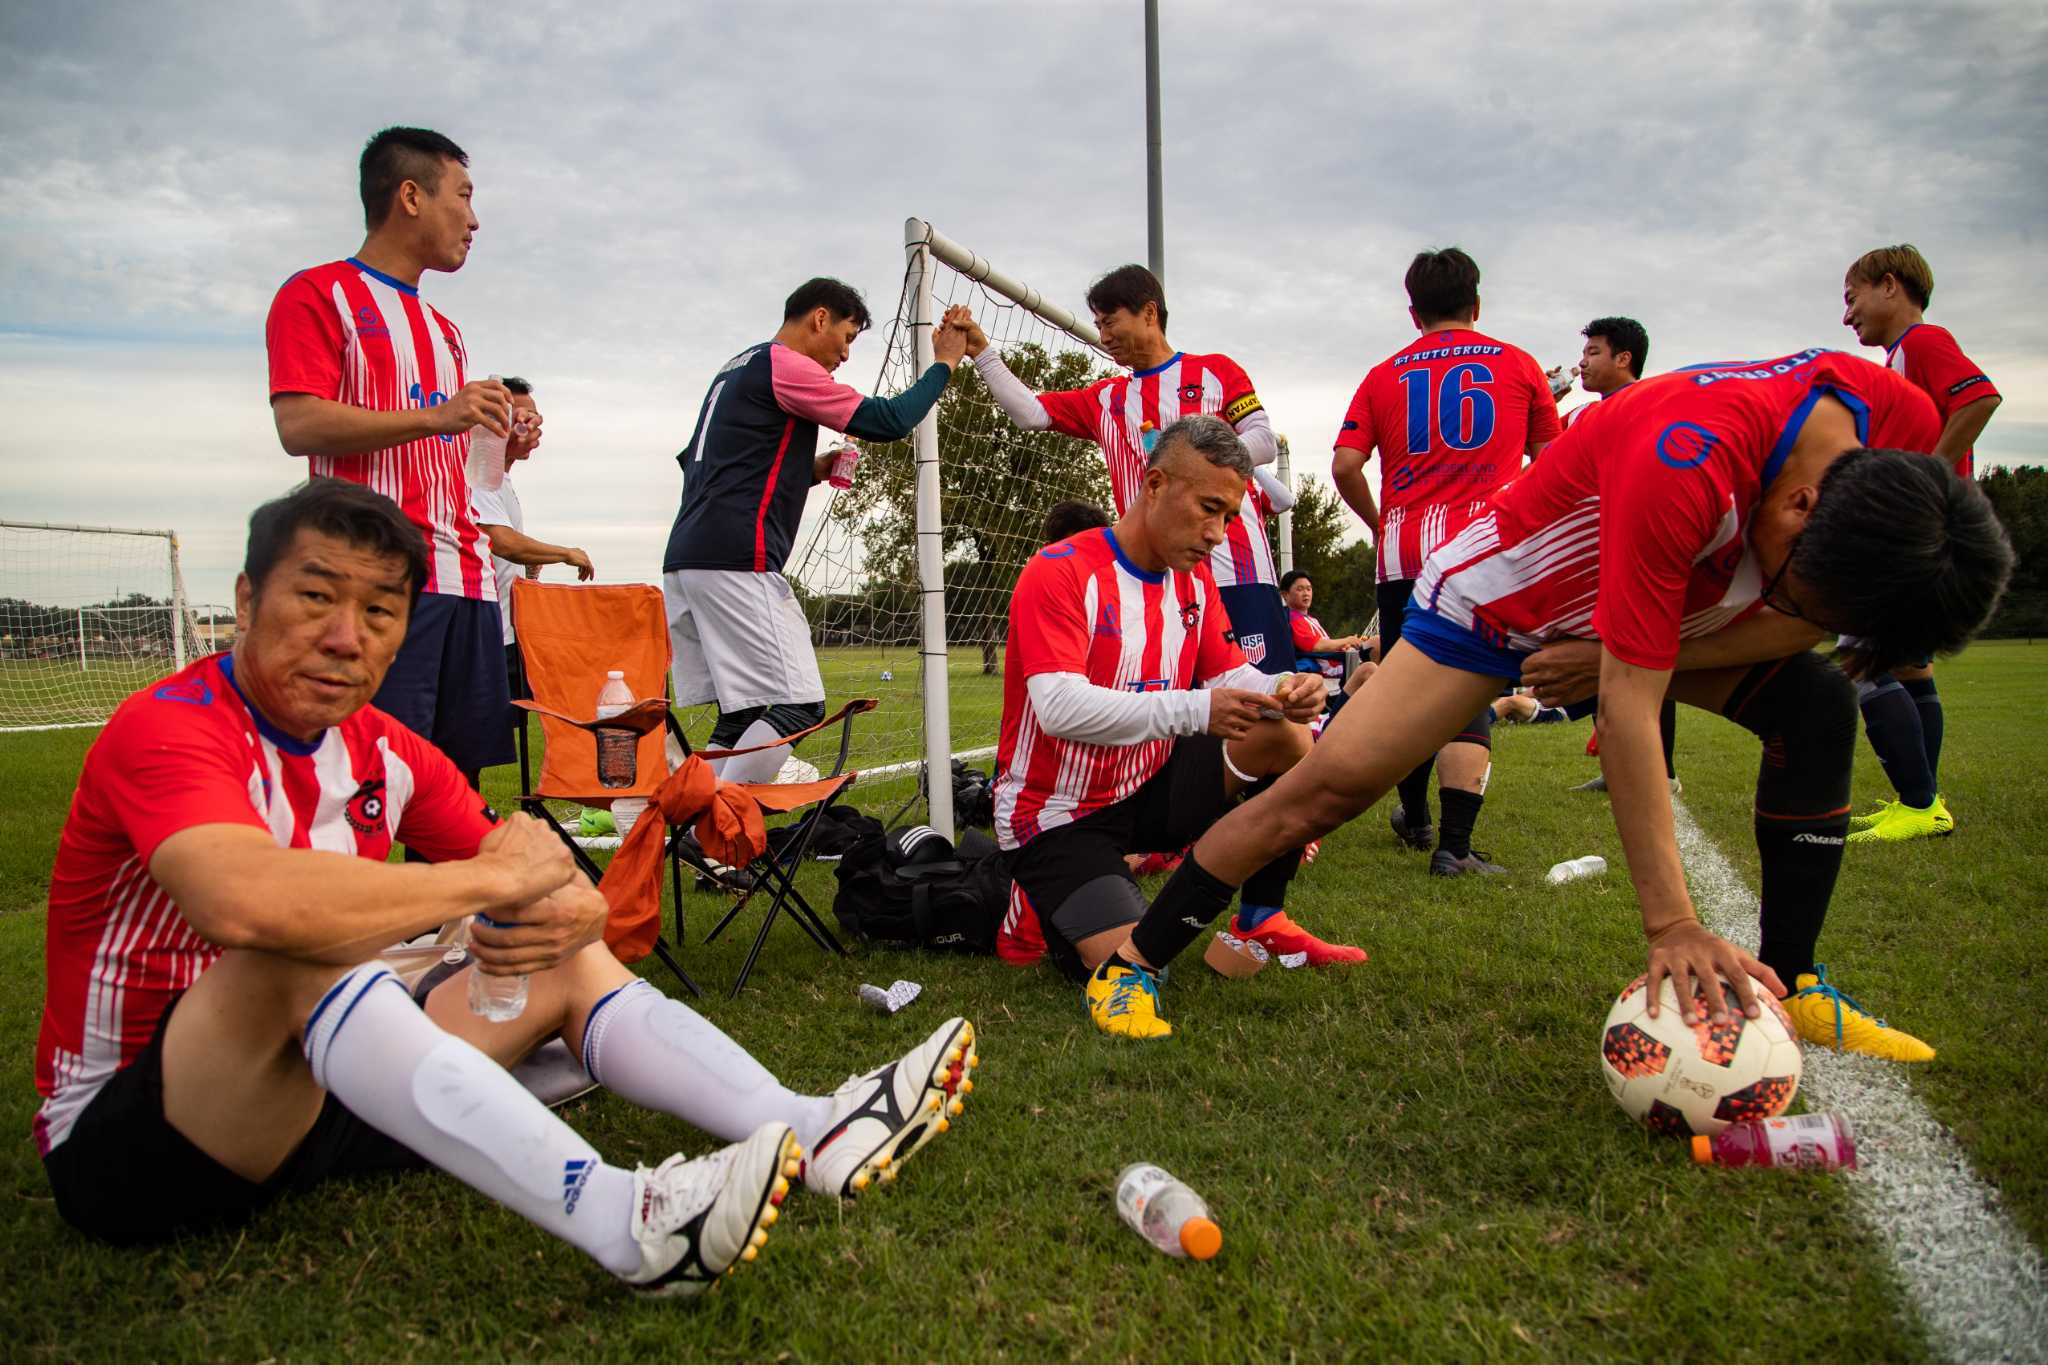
left=509, top=579, right=700, bottom=997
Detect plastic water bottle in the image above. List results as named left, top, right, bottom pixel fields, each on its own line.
left=1116, top=1163, right=1222, bottom=1260
left=1546, top=855, right=1608, bottom=885
left=826, top=441, right=861, bottom=490
left=467, top=914, right=529, bottom=1021
left=595, top=671, right=636, bottom=790
left=1692, top=1114, right=1858, bottom=1171
left=465, top=374, right=509, bottom=491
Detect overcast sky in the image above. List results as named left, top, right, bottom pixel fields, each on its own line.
left=3, top=0, right=2043, bottom=606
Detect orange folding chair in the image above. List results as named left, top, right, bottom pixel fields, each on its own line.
left=509, top=579, right=700, bottom=996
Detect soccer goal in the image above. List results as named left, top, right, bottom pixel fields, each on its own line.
left=789, top=219, right=1121, bottom=836
left=1, top=521, right=221, bottom=733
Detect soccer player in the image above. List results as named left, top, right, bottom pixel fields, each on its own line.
left=1841, top=244, right=2003, bottom=842
left=994, top=416, right=1353, bottom=1037
left=1042, top=499, right=1113, bottom=544
left=268, top=127, right=526, bottom=793
left=662, top=279, right=967, bottom=783
left=1106, top=349, right=2011, bottom=1057
left=467, top=377, right=595, bottom=747
left=1280, top=570, right=1370, bottom=678
left=1331, top=248, right=1562, bottom=876
left=35, top=480, right=979, bottom=1288
left=1553, top=317, right=1682, bottom=794
left=963, top=265, right=1294, bottom=675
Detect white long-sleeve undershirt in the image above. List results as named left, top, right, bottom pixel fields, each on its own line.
left=1253, top=465, right=1296, bottom=513
left=1025, top=662, right=1274, bottom=747
left=973, top=349, right=1053, bottom=430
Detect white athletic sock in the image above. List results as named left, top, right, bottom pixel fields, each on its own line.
left=303, top=964, right=642, bottom=1277
left=581, top=979, right=836, bottom=1148
left=719, top=718, right=792, bottom=785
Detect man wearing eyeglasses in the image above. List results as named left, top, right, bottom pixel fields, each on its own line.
left=1108, top=349, right=2013, bottom=1060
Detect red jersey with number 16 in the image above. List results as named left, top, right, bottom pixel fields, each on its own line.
left=1336, top=329, right=1560, bottom=583
left=993, top=528, right=1245, bottom=849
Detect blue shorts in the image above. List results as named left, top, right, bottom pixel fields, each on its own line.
left=1398, top=604, right=1529, bottom=683
left=1219, top=582, right=1294, bottom=677
left=373, top=593, right=514, bottom=775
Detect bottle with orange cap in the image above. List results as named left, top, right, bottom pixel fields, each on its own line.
left=1691, top=1113, right=1858, bottom=1171
left=1116, top=1163, right=1222, bottom=1260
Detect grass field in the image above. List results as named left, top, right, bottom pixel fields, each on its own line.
left=0, top=642, right=2043, bottom=1360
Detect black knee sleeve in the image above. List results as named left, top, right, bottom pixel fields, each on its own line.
left=1724, top=652, right=1856, bottom=817
left=763, top=700, right=827, bottom=741
left=708, top=704, right=766, bottom=748
left=1450, top=703, right=1494, bottom=750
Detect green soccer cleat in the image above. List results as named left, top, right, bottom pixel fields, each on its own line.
left=1846, top=799, right=1945, bottom=844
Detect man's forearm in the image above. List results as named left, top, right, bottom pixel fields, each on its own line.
left=971, top=350, right=1054, bottom=431
left=1933, top=395, right=1999, bottom=466
left=1597, top=656, right=1696, bottom=939
left=480, top=524, right=579, bottom=569
left=1331, top=450, right=1378, bottom=525
left=1673, top=610, right=1824, bottom=674
left=272, top=394, right=444, bottom=458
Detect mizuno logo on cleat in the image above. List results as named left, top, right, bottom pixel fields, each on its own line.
left=1792, top=833, right=1845, bottom=846
left=563, top=1158, right=595, bottom=1216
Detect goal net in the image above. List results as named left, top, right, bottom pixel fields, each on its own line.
left=787, top=219, right=1116, bottom=833
left=1, top=521, right=223, bottom=733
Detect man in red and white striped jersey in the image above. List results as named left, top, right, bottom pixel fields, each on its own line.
left=1121, top=349, right=2012, bottom=1057
left=1331, top=248, right=1561, bottom=877
left=964, top=265, right=1297, bottom=676
left=35, top=480, right=983, bottom=1283
left=267, top=127, right=531, bottom=787
left=992, top=416, right=1362, bottom=1041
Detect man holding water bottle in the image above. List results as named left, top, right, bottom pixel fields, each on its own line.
left=266, top=126, right=537, bottom=791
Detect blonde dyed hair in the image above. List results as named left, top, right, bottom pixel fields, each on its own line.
left=1846, top=244, right=1933, bottom=310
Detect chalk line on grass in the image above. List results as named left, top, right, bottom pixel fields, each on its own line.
left=1670, top=798, right=2048, bottom=1364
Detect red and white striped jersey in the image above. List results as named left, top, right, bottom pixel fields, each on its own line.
left=993, top=528, right=1245, bottom=849
left=34, top=653, right=496, bottom=1156
left=266, top=258, right=492, bottom=600
left=1037, top=351, right=1278, bottom=588
left=1335, top=329, right=1561, bottom=583
left=1412, top=350, right=1940, bottom=670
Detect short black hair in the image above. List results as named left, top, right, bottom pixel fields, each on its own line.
left=502, top=376, right=533, bottom=396
left=1583, top=316, right=1649, bottom=378
left=783, top=277, right=871, bottom=332
left=1801, top=451, right=2014, bottom=677
left=1042, top=499, right=1112, bottom=544
left=359, top=126, right=468, bottom=230
left=245, top=480, right=429, bottom=605
left=1085, top=264, right=1168, bottom=331
left=1280, top=569, right=1312, bottom=593
left=1404, top=247, right=1480, bottom=325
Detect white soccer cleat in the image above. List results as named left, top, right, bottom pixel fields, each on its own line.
left=803, top=1017, right=978, bottom=1198
left=621, top=1121, right=800, bottom=1297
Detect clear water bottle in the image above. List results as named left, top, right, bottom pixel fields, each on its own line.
left=1693, top=1114, right=1857, bottom=1171
left=594, top=671, right=636, bottom=790
left=1546, top=855, right=1608, bottom=885
left=1116, top=1163, right=1221, bottom=1260
left=467, top=914, right=529, bottom=1021
left=826, top=441, right=861, bottom=490
left=465, top=374, right=509, bottom=491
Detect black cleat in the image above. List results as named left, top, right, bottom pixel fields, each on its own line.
left=1430, top=848, right=1508, bottom=878
left=1390, top=806, right=1434, bottom=852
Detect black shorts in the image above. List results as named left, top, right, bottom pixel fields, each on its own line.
left=1219, top=582, right=1294, bottom=677
left=372, top=592, right=515, bottom=775
left=1375, top=578, right=1416, bottom=654
left=41, top=990, right=425, bottom=1246
left=1007, top=735, right=1228, bottom=980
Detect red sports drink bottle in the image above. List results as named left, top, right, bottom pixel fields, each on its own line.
left=1692, top=1114, right=1858, bottom=1171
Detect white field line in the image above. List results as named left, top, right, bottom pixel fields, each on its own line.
left=1670, top=798, right=2048, bottom=1363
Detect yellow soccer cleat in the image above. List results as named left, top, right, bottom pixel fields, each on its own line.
left=1848, top=799, right=1897, bottom=830
left=1931, top=795, right=1956, bottom=835
left=1784, top=967, right=1936, bottom=1063
left=1086, top=959, right=1172, bottom=1040
left=1846, top=799, right=1945, bottom=844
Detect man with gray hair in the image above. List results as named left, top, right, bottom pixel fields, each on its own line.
left=991, top=416, right=1362, bottom=1040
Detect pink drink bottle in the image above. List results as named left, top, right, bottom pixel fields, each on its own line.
left=827, top=442, right=861, bottom=490
left=1692, top=1114, right=1858, bottom=1171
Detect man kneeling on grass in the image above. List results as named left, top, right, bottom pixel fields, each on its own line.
left=34, top=480, right=977, bottom=1295
left=991, top=415, right=1362, bottom=1040
left=1094, top=350, right=2012, bottom=1053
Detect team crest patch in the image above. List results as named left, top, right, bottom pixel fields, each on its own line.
left=1238, top=632, right=1267, bottom=665
left=154, top=677, right=213, bottom=706
left=1178, top=382, right=1204, bottom=405
left=345, top=778, right=387, bottom=836
left=1180, top=602, right=1200, bottom=630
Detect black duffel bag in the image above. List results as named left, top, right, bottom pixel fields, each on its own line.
left=832, top=824, right=1009, bottom=954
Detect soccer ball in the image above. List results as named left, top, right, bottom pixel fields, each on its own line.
left=880, top=669, right=894, bottom=682
left=1599, top=974, right=1802, bottom=1137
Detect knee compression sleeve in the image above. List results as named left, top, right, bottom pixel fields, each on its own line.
left=1723, top=653, right=1856, bottom=985
left=1449, top=702, right=1494, bottom=750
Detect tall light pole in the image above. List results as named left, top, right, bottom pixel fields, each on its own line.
left=1144, top=0, right=1164, bottom=285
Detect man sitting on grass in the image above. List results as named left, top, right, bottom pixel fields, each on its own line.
left=1097, top=350, right=2011, bottom=1054
left=34, top=479, right=978, bottom=1294
left=991, top=415, right=1361, bottom=1039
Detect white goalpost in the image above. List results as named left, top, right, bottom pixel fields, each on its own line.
left=1, top=520, right=224, bottom=733
left=788, top=219, right=1120, bottom=837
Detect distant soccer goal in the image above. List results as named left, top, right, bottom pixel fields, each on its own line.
left=788, top=219, right=1117, bottom=834
left=0, top=521, right=227, bottom=733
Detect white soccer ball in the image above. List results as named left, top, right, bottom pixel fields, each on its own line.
left=880, top=669, right=894, bottom=682
left=1599, top=974, right=1802, bottom=1137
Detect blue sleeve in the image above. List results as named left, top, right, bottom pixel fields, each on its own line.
left=843, top=363, right=951, bottom=442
